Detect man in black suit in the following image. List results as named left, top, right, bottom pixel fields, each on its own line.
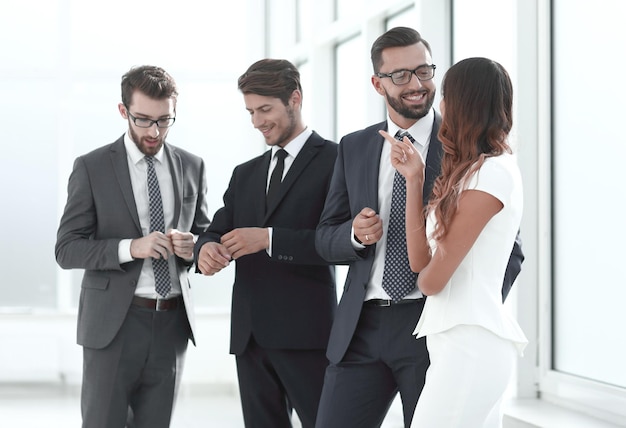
left=56, top=65, right=211, bottom=427
left=314, top=27, right=524, bottom=428
left=194, top=59, right=337, bottom=428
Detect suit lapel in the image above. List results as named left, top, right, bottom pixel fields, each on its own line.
left=110, top=138, right=142, bottom=233
left=423, top=112, right=443, bottom=204
left=164, top=144, right=183, bottom=228
left=366, top=122, right=387, bottom=211
left=256, top=150, right=273, bottom=224
left=263, top=132, right=322, bottom=221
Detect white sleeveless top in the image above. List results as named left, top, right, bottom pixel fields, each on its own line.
left=413, top=153, right=528, bottom=355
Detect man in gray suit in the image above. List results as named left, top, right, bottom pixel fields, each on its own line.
left=56, top=65, right=211, bottom=428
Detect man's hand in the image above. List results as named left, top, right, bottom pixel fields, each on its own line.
left=353, top=208, right=383, bottom=245
left=197, top=241, right=232, bottom=276
left=168, top=229, right=195, bottom=260
left=221, top=227, right=269, bottom=259
left=130, top=231, right=175, bottom=260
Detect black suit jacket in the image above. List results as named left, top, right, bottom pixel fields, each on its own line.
left=195, top=131, right=338, bottom=355
left=316, top=114, right=524, bottom=364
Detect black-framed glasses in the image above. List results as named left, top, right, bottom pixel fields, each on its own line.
left=376, top=64, right=437, bottom=85
left=126, top=109, right=176, bottom=128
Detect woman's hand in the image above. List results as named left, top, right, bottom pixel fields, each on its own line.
left=379, top=130, right=425, bottom=183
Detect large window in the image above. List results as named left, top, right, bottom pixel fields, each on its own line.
left=547, top=0, right=626, bottom=420
left=0, top=0, right=264, bottom=311
left=552, top=0, right=626, bottom=388
left=335, top=34, right=368, bottom=140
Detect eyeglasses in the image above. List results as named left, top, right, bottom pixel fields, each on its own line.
left=376, top=64, right=437, bottom=85
left=126, top=110, right=176, bottom=128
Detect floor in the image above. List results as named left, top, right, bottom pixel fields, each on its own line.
left=0, top=383, right=405, bottom=428
left=2, top=383, right=620, bottom=428
left=0, top=384, right=255, bottom=428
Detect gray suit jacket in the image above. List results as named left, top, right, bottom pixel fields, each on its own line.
left=56, top=136, right=211, bottom=349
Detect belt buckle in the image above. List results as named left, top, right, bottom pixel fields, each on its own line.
left=381, top=299, right=392, bottom=307
left=155, top=298, right=167, bottom=311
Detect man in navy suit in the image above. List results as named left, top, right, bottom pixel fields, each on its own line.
left=314, top=27, right=524, bottom=428
left=194, top=59, right=337, bottom=428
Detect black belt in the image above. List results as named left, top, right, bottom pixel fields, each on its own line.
left=132, top=296, right=182, bottom=311
left=364, top=298, right=422, bottom=307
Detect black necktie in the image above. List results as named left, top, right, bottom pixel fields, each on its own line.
left=266, top=149, right=288, bottom=209
left=145, top=156, right=172, bottom=297
left=381, top=130, right=418, bottom=301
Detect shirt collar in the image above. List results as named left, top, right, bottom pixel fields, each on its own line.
left=124, top=131, right=165, bottom=165
left=272, top=127, right=312, bottom=159
left=386, top=108, right=435, bottom=147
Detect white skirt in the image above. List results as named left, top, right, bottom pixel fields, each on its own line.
left=411, top=324, right=517, bottom=428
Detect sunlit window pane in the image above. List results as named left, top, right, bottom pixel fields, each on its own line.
left=335, top=35, right=366, bottom=140
left=552, top=0, right=626, bottom=388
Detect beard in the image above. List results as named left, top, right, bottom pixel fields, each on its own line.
left=385, top=88, right=435, bottom=121
left=129, top=122, right=166, bottom=156
left=266, top=104, right=298, bottom=147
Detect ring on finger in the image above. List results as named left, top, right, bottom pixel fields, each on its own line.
left=365, top=234, right=370, bottom=241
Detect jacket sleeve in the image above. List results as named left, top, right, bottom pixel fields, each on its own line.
left=501, top=230, right=524, bottom=302
left=55, top=156, right=124, bottom=272
left=315, top=139, right=372, bottom=264
left=193, top=169, right=237, bottom=271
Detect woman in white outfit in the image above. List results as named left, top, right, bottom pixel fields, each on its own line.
left=380, top=57, right=528, bottom=428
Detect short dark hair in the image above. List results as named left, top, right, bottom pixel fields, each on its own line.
left=121, top=65, right=178, bottom=107
left=237, top=59, right=302, bottom=106
left=370, top=26, right=432, bottom=73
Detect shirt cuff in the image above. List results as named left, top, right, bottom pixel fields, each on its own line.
left=266, top=227, right=273, bottom=257
left=118, top=239, right=134, bottom=264
left=351, top=226, right=366, bottom=249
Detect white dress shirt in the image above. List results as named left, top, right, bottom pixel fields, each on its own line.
left=118, top=133, right=182, bottom=298
left=266, top=127, right=313, bottom=256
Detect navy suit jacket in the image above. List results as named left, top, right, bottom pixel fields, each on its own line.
left=316, top=114, right=524, bottom=364
left=195, top=131, right=338, bottom=355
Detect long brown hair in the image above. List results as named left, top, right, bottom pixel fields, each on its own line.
left=429, top=57, right=513, bottom=240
